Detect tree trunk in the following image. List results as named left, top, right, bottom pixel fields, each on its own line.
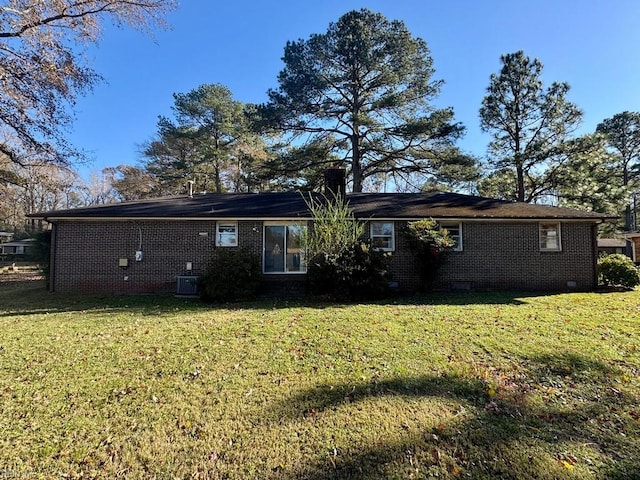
left=351, top=134, right=362, bottom=193
left=214, top=163, right=222, bottom=193
left=623, top=163, right=630, bottom=230
left=516, top=164, right=525, bottom=202
left=213, top=136, right=222, bottom=193
left=514, top=130, right=525, bottom=202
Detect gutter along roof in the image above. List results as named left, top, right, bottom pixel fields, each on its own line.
left=31, top=191, right=614, bottom=222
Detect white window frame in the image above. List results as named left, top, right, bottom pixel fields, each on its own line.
left=216, top=221, right=238, bottom=247
left=370, top=221, right=395, bottom=252
left=263, top=222, right=307, bottom=274
left=539, top=222, right=562, bottom=252
left=439, top=221, right=463, bottom=251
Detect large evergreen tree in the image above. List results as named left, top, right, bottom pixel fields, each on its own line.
left=142, top=84, right=269, bottom=194
left=554, top=135, right=628, bottom=231
left=479, top=51, right=585, bottom=202
left=596, top=111, right=640, bottom=230
left=262, top=9, right=465, bottom=192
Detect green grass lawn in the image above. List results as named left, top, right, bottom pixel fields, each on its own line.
left=1, top=279, right=639, bottom=479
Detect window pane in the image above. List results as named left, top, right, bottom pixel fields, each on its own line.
left=264, top=226, right=285, bottom=272
left=371, top=222, right=394, bottom=251
left=217, top=223, right=237, bottom=246
left=446, top=226, right=459, bottom=237
left=287, top=225, right=303, bottom=249
left=543, top=234, right=558, bottom=250
left=372, top=222, right=392, bottom=236
left=441, top=224, right=461, bottom=250
left=372, top=236, right=391, bottom=250
left=540, top=223, right=560, bottom=251
left=286, top=225, right=304, bottom=272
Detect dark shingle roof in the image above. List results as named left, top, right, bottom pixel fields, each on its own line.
left=33, top=191, right=613, bottom=221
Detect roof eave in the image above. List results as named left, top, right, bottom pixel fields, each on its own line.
left=39, top=214, right=610, bottom=223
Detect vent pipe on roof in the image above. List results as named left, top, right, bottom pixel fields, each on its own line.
left=187, top=180, right=194, bottom=198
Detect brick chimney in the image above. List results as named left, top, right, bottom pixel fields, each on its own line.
left=324, top=167, right=346, bottom=198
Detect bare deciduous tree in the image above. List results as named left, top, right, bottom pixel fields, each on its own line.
left=0, top=0, right=176, bottom=170
left=0, top=161, right=82, bottom=232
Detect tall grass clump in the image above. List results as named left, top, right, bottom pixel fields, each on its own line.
left=302, top=193, right=390, bottom=300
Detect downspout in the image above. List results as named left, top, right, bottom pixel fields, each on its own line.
left=591, top=222, right=599, bottom=290
left=49, top=222, right=57, bottom=293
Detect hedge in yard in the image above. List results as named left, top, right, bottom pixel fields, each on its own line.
left=199, top=248, right=261, bottom=302
left=598, top=253, right=640, bottom=289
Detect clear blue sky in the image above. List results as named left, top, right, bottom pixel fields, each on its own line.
left=71, top=0, right=640, bottom=178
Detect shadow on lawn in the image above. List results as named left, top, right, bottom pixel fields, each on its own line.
left=1, top=279, right=634, bottom=317
left=0, top=282, right=548, bottom=317
left=269, top=352, right=640, bottom=480
left=0, top=270, right=603, bottom=315
left=249, top=290, right=555, bottom=309
left=388, top=290, right=549, bottom=306
left=203, top=290, right=551, bottom=312
left=0, top=281, right=209, bottom=318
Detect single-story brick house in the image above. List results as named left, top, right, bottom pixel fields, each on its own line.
left=32, top=173, right=612, bottom=295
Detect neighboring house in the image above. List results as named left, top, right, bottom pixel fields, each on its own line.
left=0, top=232, right=13, bottom=243
left=597, top=238, right=628, bottom=257
left=622, top=232, right=640, bottom=263
left=31, top=171, right=612, bottom=295
left=0, top=238, right=36, bottom=257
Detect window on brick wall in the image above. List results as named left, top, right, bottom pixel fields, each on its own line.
left=216, top=222, right=238, bottom=247
left=263, top=223, right=307, bottom=273
left=539, top=222, right=561, bottom=251
left=439, top=221, right=463, bottom=251
left=370, top=221, right=395, bottom=251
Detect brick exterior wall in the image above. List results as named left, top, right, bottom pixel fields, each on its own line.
left=630, top=236, right=640, bottom=263
left=386, top=220, right=597, bottom=292
left=53, top=220, right=208, bottom=293
left=50, top=219, right=598, bottom=294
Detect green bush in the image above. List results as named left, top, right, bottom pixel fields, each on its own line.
left=598, top=253, right=640, bottom=289
left=307, top=240, right=390, bottom=301
left=199, top=248, right=261, bottom=302
left=404, top=219, right=455, bottom=292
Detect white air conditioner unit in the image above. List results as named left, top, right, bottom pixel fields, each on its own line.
left=176, top=275, right=199, bottom=295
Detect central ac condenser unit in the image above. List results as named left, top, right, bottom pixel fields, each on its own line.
left=176, top=275, right=199, bottom=295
